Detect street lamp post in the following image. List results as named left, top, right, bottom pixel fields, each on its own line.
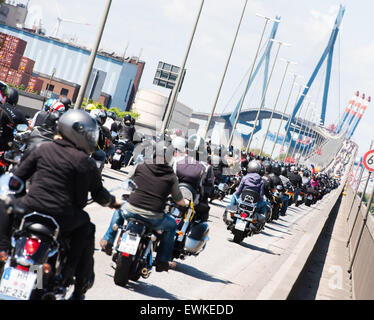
left=228, top=14, right=279, bottom=147
left=270, top=70, right=298, bottom=158
left=161, top=0, right=205, bottom=133
left=300, top=108, right=317, bottom=161
left=293, top=100, right=314, bottom=164
left=279, top=82, right=305, bottom=158
left=284, top=87, right=308, bottom=161
left=259, top=55, right=292, bottom=156
left=204, top=0, right=248, bottom=140
left=75, top=0, right=112, bottom=109
left=245, top=39, right=284, bottom=154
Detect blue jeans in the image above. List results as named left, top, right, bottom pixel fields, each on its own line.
left=103, top=206, right=177, bottom=263
left=230, top=193, right=267, bottom=215
left=281, top=194, right=289, bottom=215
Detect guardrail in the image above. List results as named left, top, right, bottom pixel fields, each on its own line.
left=345, top=185, right=374, bottom=299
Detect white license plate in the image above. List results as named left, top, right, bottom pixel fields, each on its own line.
left=0, top=267, right=37, bottom=300
left=307, top=195, right=313, bottom=200
left=235, top=219, right=247, bottom=231
left=298, top=195, right=303, bottom=201
left=113, top=153, right=121, bottom=161
left=118, top=233, right=140, bottom=255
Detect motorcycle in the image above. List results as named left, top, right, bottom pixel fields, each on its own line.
left=285, top=183, right=295, bottom=206
left=110, top=180, right=161, bottom=287
left=111, top=139, right=133, bottom=170
left=223, top=188, right=266, bottom=244
left=165, top=183, right=209, bottom=261
left=210, top=180, right=229, bottom=202
left=0, top=174, right=71, bottom=300
left=268, top=185, right=284, bottom=221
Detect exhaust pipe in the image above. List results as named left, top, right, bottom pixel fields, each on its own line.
left=141, top=267, right=150, bottom=278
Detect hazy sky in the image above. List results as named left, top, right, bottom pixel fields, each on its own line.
left=20, top=0, right=374, bottom=158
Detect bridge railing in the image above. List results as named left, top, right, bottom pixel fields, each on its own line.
left=345, top=184, right=374, bottom=299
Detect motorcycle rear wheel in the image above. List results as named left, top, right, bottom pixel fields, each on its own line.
left=114, top=254, right=132, bottom=287
left=233, top=230, right=244, bottom=244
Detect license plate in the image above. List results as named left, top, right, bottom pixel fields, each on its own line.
left=113, top=153, right=121, bottom=161
left=298, top=195, right=303, bottom=201
left=235, top=219, right=247, bottom=231
left=307, top=195, right=313, bottom=200
left=118, top=233, right=140, bottom=255
left=0, top=267, right=37, bottom=300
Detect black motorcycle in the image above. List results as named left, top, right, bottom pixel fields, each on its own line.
left=111, top=139, right=133, bottom=170
left=223, top=188, right=266, bottom=244
left=165, top=183, right=209, bottom=261
left=0, top=174, right=71, bottom=300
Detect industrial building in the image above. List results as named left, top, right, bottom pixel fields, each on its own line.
left=0, top=22, right=145, bottom=111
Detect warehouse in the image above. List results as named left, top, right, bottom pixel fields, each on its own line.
left=0, top=23, right=144, bottom=110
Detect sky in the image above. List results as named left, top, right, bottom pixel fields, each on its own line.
left=17, top=0, right=374, bottom=159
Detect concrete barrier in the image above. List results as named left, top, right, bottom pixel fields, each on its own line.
left=345, top=185, right=374, bottom=299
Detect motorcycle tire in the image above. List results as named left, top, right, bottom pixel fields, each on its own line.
left=233, top=230, right=244, bottom=244
left=111, top=160, right=121, bottom=170
left=114, top=254, right=132, bottom=287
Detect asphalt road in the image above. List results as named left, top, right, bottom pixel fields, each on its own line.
left=83, top=164, right=343, bottom=300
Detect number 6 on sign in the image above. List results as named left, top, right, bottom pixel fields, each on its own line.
left=363, top=150, right=374, bottom=172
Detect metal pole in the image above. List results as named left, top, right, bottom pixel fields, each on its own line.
left=300, top=109, right=318, bottom=161
left=245, top=40, right=283, bottom=154
left=284, top=90, right=308, bottom=161
left=75, top=0, right=112, bottom=109
left=295, top=101, right=314, bottom=165
left=161, top=0, right=205, bottom=133
left=204, top=0, right=248, bottom=140
left=346, top=171, right=372, bottom=247
left=299, top=110, right=315, bottom=162
left=228, top=14, right=276, bottom=147
left=270, top=71, right=298, bottom=158
left=259, top=56, right=291, bottom=155
left=280, top=83, right=304, bottom=159
left=348, top=174, right=374, bottom=273
left=346, top=140, right=373, bottom=221
left=290, top=96, right=311, bottom=162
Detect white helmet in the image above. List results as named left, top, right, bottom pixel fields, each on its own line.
left=172, top=136, right=186, bottom=153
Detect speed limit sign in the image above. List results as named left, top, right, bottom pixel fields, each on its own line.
left=363, top=150, right=374, bottom=172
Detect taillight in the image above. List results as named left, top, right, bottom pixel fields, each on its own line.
left=16, top=265, right=29, bottom=272
left=24, top=238, right=40, bottom=255
left=116, top=150, right=121, bottom=154
left=240, top=213, right=248, bottom=218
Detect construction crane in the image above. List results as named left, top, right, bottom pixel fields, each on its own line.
left=51, top=0, right=95, bottom=38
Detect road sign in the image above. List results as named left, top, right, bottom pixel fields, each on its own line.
left=363, top=150, right=374, bottom=172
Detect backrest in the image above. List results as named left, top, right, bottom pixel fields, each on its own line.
left=240, top=188, right=260, bottom=204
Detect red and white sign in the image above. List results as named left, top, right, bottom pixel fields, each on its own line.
left=363, top=150, right=374, bottom=172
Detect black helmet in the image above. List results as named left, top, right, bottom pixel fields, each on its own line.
left=281, top=167, right=288, bottom=177
left=154, top=140, right=174, bottom=165
left=263, top=160, right=272, bottom=174
left=107, top=111, right=116, bottom=120
left=90, top=109, right=107, bottom=126
left=187, top=134, right=206, bottom=160
left=272, top=163, right=281, bottom=176
left=59, top=97, right=72, bottom=111
left=247, top=160, right=261, bottom=174
left=0, top=81, right=8, bottom=104
left=6, top=87, right=19, bottom=106
left=57, top=109, right=99, bottom=154
left=131, top=118, right=136, bottom=126
left=259, top=163, right=265, bottom=176
left=124, top=114, right=132, bottom=125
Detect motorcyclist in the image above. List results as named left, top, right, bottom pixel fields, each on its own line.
left=271, top=163, right=289, bottom=216
left=100, top=140, right=189, bottom=272
left=90, top=109, right=112, bottom=172
left=172, top=134, right=214, bottom=222
left=229, top=160, right=266, bottom=215
left=121, top=114, right=136, bottom=165
left=287, top=166, right=303, bottom=204
left=59, top=96, right=72, bottom=111
left=211, top=145, right=229, bottom=185
left=0, top=84, right=28, bottom=154
left=0, top=109, right=122, bottom=299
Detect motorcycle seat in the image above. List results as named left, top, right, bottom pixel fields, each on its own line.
left=24, top=222, right=56, bottom=238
